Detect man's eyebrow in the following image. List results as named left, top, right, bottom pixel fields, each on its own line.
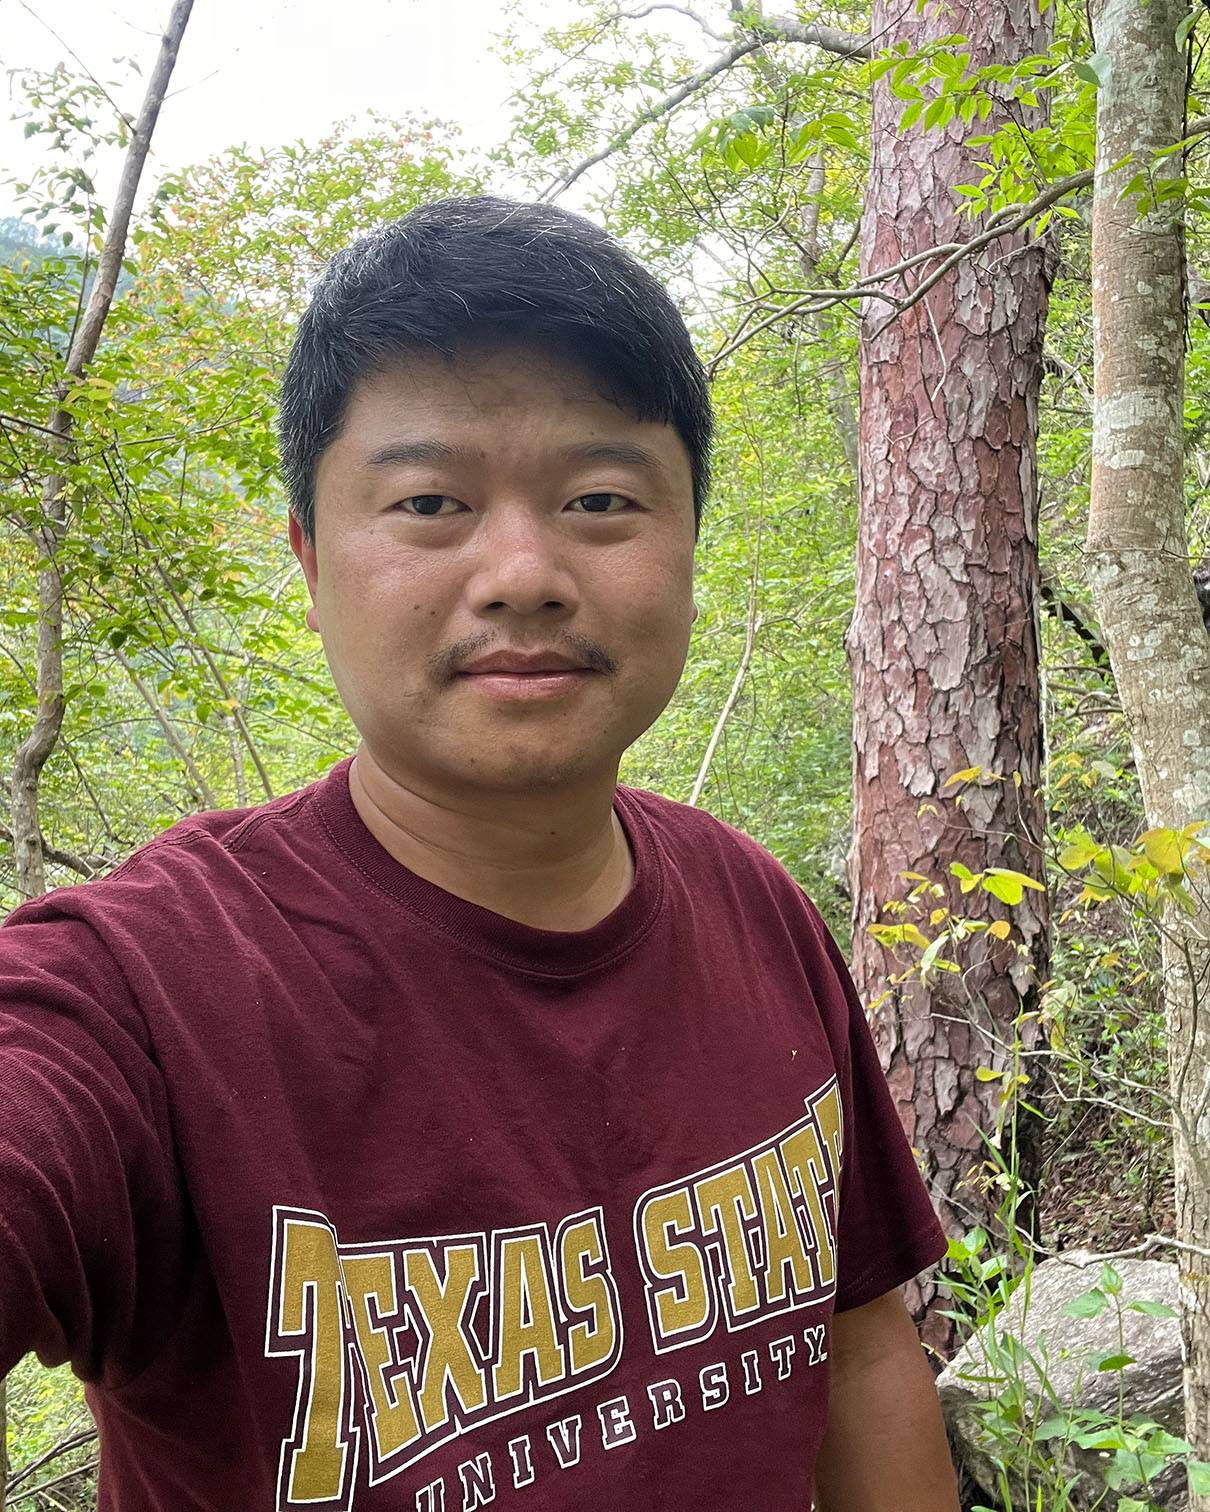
left=366, top=438, right=670, bottom=474
left=560, top=441, right=669, bottom=473
left=365, top=439, right=464, bottom=467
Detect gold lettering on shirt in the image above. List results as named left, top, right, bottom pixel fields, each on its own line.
left=344, top=1250, right=423, bottom=1457
left=270, top=1215, right=352, bottom=1504
left=558, top=1213, right=619, bottom=1375
left=693, top=1165, right=761, bottom=1318
left=780, top=1122, right=836, bottom=1289
left=492, top=1232, right=568, bottom=1402
left=267, top=1205, right=622, bottom=1502
left=639, top=1187, right=713, bottom=1343
left=634, top=1078, right=844, bottom=1355
left=265, top=1085, right=843, bottom=1501
left=752, top=1147, right=813, bottom=1304
left=814, top=1079, right=844, bottom=1197
left=404, top=1243, right=488, bottom=1432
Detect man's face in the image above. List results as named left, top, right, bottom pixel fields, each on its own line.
left=288, top=344, right=698, bottom=798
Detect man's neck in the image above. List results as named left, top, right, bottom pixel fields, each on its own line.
left=347, top=746, right=635, bottom=932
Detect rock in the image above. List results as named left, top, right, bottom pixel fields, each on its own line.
left=938, top=1250, right=1186, bottom=1510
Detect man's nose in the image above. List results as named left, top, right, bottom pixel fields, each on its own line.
left=466, top=506, right=579, bottom=618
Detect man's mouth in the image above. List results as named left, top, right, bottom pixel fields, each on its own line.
left=455, top=650, right=598, bottom=702
left=459, top=651, right=591, bottom=676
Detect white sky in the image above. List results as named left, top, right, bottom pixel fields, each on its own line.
left=0, top=0, right=572, bottom=219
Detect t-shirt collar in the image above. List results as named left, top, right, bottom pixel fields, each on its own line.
left=310, top=756, right=666, bottom=978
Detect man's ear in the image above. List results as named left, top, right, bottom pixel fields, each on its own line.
left=287, top=512, right=321, bottom=633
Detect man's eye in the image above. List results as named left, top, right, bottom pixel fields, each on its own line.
left=396, top=495, right=462, bottom=517
left=567, top=493, right=632, bottom=514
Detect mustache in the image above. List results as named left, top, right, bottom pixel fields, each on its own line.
left=429, top=631, right=618, bottom=683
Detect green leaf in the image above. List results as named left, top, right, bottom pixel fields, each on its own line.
left=1108, top=1448, right=1164, bottom=1486
left=1073, top=51, right=1111, bottom=87
left=1145, top=1428, right=1191, bottom=1455
left=1141, top=827, right=1186, bottom=875
left=1099, top=1261, right=1122, bottom=1295
left=1059, top=831, right=1100, bottom=869
left=1074, top=1426, right=1128, bottom=1449
left=985, top=866, right=1046, bottom=891
left=919, top=933, right=943, bottom=967
left=899, top=100, right=923, bottom=131
left=923, top=97, right=949, bottom=132
left=1093, top=1350, right=1136, bottom=1372
left=1189, top=1462, right=1210, bottom=1494
left=1032, top=1415, right=1069, bottom=1442
left=983, top=872, right=1024, bottom=905
left=1062, top=1287, right=1107, bottom=1319
left=1177, top=7, right=1201, bottom=47
left=1126, top=1300, right=1177, bottom=1318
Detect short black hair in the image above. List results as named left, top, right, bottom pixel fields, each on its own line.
left=278, top=195, right=713, bottom=541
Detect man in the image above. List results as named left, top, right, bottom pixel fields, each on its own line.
left=0, top=197, right=959, bottom=1510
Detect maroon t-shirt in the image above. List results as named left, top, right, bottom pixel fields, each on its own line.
left=0, top=757, right=945, bottom=1511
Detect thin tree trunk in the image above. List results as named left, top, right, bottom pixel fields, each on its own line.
left=8, top=0, right=195, bottom=901
left=1085, top=0, right=1210, bottom=1490
left=850, top=0, right=1055, bottom=1352
left=2, top=3, right=194, bottom=1505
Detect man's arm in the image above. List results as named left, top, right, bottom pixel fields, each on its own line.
left=0, top=911, right=183, bottom=1381
left=814, top=1287, right=960, bottom=1512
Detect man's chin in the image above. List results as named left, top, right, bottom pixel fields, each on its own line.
left=453, top=752, right=613, bottom=795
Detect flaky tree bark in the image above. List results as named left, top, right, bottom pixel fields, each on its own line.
left=849, top=0, right=1054, bottom=1350
left=1085, top=0, right=1210, bottom=1490
left=2, top=3, right=194, bottom=1504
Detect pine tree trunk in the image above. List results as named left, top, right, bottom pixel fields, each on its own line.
left=1085, top=0, right=1210, bottom=1492
left=850, top=0, right=1054, bottom=1352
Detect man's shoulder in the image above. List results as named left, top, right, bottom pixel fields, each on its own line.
left=4, top=765, right=332, bottom=937
left=619, top=784, right=813, bottom=898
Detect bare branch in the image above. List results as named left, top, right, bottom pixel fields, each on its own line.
left=615, top=2, right=728, bottom=40
left=7, top=1428, right=97, bottom=1495
left=9, top=1459, right=99, bottom=1507
left=704, top=120, right=1210, bottom=373
left=760, top=15, right=871, bottom=58
left=1039, top=572, right=1113, bottom=674
left=0, top=824, right=112, bottom=879
left=113, top=647, right=218, bottom=810
left=688, top=610, right=762, bottom=807
left=706, top=284, right=892, bottom=375
left=153, top=565, right=275, bottom=799
left=1050, top=1233, right=1210, bottom=1266
left=65, top=0, right=195, bottom=380
left=542, top=16, right=869, bottom=201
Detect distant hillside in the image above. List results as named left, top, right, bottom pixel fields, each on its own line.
left=0, top=216, right=61, bottom=266
left=0, top=216, right=133, bottom=296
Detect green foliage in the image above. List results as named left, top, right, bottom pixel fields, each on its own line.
left=4, top=1355, right=96, bottom=1508
left=942, top=1146, right=1196, bottom=1510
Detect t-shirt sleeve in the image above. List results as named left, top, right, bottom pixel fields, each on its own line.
left=799, top=894, right=948, bottom=1313
left=0, top=901, right=187, bottom=1386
